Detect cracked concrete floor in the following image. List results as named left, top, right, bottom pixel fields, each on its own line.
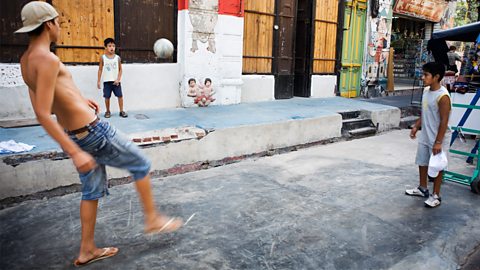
left=1, top=130, right=479, bottom=269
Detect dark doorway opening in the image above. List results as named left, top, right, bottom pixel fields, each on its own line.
left=273, top=0, right=314, bottom=99
left=293, top=0, right=314, bottom=97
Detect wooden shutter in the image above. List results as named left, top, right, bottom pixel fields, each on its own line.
left=313, top=0, right=339, bottom=74
left=52, top=0, right=114, bottom=63
left=243, top=0, right=275, bottom=74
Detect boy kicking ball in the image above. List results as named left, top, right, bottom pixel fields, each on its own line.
left=406, top=62, right=451, bottom=208
left=16, top=2, right=182, bottom=266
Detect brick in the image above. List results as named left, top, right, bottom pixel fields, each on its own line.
left=132, top=138, right=142, bottom=143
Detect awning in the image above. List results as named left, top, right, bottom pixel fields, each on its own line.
left=431, top=21, right=480, bottom=42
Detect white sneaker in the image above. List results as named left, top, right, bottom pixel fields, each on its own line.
left=405, top=186, right=429, bottom=198
left=424, top=194, right=442, bottom=208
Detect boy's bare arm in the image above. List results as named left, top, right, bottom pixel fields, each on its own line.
left=114, top=57, right=122, bottom=85
left=32, top=56, right=96, bottom=172
left=410, top=118, right=422, bottom=139
left=433, top=95, right=451, bottom=154
left=97, top=56, right=103, bottom=89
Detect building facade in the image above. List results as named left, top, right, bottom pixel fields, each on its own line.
left=0, top=0, right=458, bottom=120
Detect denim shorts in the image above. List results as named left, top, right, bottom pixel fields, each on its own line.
left=103, top=81, right=123, bottom=98
left=69, top=120, right=151, bottom=200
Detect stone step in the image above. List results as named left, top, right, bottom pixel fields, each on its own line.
left=348, top=126, right=377, bottom=137
left=339, top=111, right=361, bottom=120
left=400, top=116, right=419, bottom=129
left=342, top=118, right=375, bottom=131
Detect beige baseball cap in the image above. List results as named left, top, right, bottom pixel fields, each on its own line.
left=15, top=1, right=59, bottom=33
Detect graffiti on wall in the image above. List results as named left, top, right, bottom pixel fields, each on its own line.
left=365, top=0, right=393, bottom=80
left=186, top=77, right=216, bottom=106
left=189, top=0, right=219, bottom=53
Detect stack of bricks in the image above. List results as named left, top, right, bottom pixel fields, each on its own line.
left=131, top=128, right=207, bottom=145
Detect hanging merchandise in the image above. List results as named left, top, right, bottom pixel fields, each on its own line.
left=371, top=0, right=379, bottom=18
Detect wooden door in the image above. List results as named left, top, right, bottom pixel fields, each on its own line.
left=339, top=0, right=367, bottom=97
left=53, top=0, right=114, bottom=63
left=0, top=1, right=30, bottom=63
left=243, top=0, right=275, bottom=74
left=274, top=0, right=297, bottom=99
left=115, top=0, right=176, bottom=63
left=313, top=0, right=339, bottom=74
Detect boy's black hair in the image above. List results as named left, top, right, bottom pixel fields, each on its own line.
left=204, top=78, right=212, bottom=84
left=422, top=62, right=445, bottom=82
left=188, top=78, right=196, bottom=84
left=449, top=45, right=456, bottom=51
left=104, top=38, right=116, bottom=47
left=28, top=19, right=55, bottom=37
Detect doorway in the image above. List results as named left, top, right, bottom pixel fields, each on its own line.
left=273, top=0, right=314, bottom=99
left=294, top=0, right=315, bottom=97
left=339, top=0, right=367, bottom=97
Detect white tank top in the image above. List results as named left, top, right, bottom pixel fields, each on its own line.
left=102, top=54, right=119, bottom=82
left=418, top=86, right=452, bottom=147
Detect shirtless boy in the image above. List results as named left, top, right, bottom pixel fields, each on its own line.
left=16, top=2, right=182, bottom=266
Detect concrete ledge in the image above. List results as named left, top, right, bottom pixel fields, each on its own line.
left=361, top=107, right=401, bottom=132
left=0, top=115, right=341, bottom=200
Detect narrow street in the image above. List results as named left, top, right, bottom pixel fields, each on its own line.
left=1, top=130, right=479, bottom=269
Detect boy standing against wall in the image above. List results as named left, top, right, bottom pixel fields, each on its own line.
left=406, top=62, right=451, bottom=208
left=97, top=38, right=128, bottom=118
left=16, top=2, right=182, bottom=266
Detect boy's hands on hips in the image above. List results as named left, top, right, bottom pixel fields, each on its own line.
left=113, top=80, right=120, bottom=86
left=72, top=151, right=97, bottom=173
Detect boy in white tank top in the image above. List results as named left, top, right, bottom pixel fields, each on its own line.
left=97, top=38, right=127, bottom=118
left=406, top=62, right=451, bottom=208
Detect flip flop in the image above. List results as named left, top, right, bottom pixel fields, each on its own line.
left=73, top=247, right=118, bottom=267
left=145, top=217, right=183, bottom=235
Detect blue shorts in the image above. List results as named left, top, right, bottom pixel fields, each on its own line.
left=103, top=82, right=123, bottom=98
left=69, top=120, right=151, bottom=200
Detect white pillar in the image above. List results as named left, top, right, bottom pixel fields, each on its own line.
left=177, top=1, right=244, bottom=107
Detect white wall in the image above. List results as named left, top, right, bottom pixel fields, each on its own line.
left=310, top=75, right=337, bottom=98
left=0, top=63, right=181, bottom=120
left=241, top=75, right=275, bottom=102
left=178, top=9, right=244, bottom=107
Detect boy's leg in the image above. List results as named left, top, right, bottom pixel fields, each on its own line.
left=103, top=82, right=112, bottom=117
left=406, top=143, right=430, bottom=197
left=76, top=200, right=118, bottom=264
left=419, top=166, right=428, bottom=189
left=78, top=199, right=98, bottom=259
left=433, top=172, right=443, bottom=195
left=118, top=97, right=124, bottom=112
left=134, top=175, right=183, bottom=233
left=105, top=98, right=111, bottom=113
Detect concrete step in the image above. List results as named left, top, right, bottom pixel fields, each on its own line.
left=339, top=111, right=361, bottom=120
left=348, top=126, right=377, bottom=137
left=342, top=118, right=375, bottom=131
left=400, top=116, right=419, bottom=129
left=342, top=117, right=377, bottom=138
